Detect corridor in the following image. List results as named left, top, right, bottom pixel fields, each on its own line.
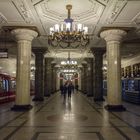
left=0, top=92, right=140, bottom=140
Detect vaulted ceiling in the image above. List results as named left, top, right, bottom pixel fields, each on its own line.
left=0, top=0, right=140, bottom=62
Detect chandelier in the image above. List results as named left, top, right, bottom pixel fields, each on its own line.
left=60, top=51, right=78, bottom=74
left=61, top=51, right=77, bottom=66
left=48, top=4, right=90, bottom=48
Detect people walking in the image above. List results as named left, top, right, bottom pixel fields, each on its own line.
left=67, top=83, right=73, bottom=98
left=63, top=83, right=67, bottom=100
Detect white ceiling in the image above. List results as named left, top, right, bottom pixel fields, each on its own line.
left=0, top=0, right=140, bottom=59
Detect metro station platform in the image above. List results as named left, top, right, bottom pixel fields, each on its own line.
left=0, top=92, right=140, bottom=140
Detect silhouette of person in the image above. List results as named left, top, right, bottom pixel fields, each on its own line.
left=63, top=83, right=67, bottom=100
left=67, top=83, right=73, bottom=98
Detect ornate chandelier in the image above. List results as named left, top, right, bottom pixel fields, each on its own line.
left=48, top=4, right=90, bottom=48
left=60, top=51, right=77, bottom=66
left=60, top=51, right=78, bottom=73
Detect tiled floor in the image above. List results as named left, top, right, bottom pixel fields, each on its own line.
left=0, top=92, right=140, bottom=140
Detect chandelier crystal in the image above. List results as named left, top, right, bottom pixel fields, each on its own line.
left=48, top=4, right=90, bottom=48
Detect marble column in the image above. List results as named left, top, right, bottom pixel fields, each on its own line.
left=51, top=62, right=56, bottom=94
left=32, top=47, right=47, bottom=101
left=44, top=57, right=54, bottom=96
left=78, top=71, right=82, bottom=91
left=56, top=68, right=60, bottom=91
left=85, top=58, right=93, bottom=97
left=91, top=48, right=105, bottom=101
left=11, top=28, right=38, bottom=110
left=82, top=62, right=88, bottom=94
left=80, top=67, right=84, bottom=92
left=100, top=29, right=127, bottom=111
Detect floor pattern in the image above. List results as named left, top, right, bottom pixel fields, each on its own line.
left=0, top=92, right=140, bottom=140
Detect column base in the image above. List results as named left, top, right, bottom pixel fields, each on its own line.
left=44, top=94, right=51, bottom=97
left=32, top=97, right=44, bottom=101
left=94, top=97, right=105, bottom=102
left=87, top=94, right=93, bottom=97
left=83, top=91, right=87, bottom=94
left=11, top=105, right=32, bottom=111
left=105, top=105, right=126, bottom=112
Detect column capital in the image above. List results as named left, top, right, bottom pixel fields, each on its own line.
left=51, top=60, right=56, bottom=67
left=45, top=57, right=54, bottom=65
left=32, top=47, right=47, bottom=55
left=90, top=47, right=106, bottom=56
left=84, top=57, right=93, bottom=63
left=11, top=28, right=38, bottom=41
left=82, top=61, right=87, bottom=67
left=100, top=29, right=127, bottom=42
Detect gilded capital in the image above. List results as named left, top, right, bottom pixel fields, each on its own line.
left=100, top=29, right=127, bottom=42
left=11, top=28, right=38, bottom=42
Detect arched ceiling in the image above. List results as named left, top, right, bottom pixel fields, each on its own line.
left=0, top=0, right=140, bottom=60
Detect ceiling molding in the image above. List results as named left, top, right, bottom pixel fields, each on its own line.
left=12, top=0, right=35, bottom=24
left=0, top=12, right=7, bottom=25
left=106, top=0, right=127, bottom=24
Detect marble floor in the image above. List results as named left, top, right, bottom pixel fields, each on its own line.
left=0, top=92, right=140, bottom=140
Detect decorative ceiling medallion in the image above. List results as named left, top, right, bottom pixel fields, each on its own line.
left=35, top=0, right=104, bottom=22
left=34, top=0, right=104, bottom=35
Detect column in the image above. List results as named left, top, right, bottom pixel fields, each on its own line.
left=78, top=71, right=82, bottom=91
left=78, top=67, right=83, bottom=91
left=82, top=62, right=88, bottom=94
left=100, top=29, right=127, bottom=111
left=56, top=68, right=60, bottom=91
left=91, top=48, right=105, bottom=101
left=32, top=47, right=47, bottom=101
left=85, top=58, right=94, bottom=97
left=44, top=57, right=54, bottom=96
left=51, top=62, right=56, bottom=94
left=11, top=28, right=38, bottom=110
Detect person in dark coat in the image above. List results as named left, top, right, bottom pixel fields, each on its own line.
left=67, top=83, right=73, bottom=98
left=63, top=83, right=67, bottom=100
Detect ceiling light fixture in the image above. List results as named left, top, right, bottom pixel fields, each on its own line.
left=61, top=51, right=77, bottom=66
left=48, top=4, right=90, bottom=48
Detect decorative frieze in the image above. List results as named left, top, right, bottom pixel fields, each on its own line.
left=12, top=0, right=34, bottom=24
left=0, top=13, right=7, bottom=25
left=106, top=0, right=127, bottom=24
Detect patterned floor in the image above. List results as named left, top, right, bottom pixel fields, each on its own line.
left=0, top=92, right=140, bottom=140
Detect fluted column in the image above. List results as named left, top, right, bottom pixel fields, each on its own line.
left=44, top=57, right=54, bottom=96
left=80, top=67, right=84, bottom=91
left=56, top=68, right=60, bottom=91
left=51, top=63, right=56, bottom=94
left=100, top=29, right=127, bottom=111
left=85, top=58, right=93, bottom=97
left=11, top=28, right=38, bottom=110
left=82, top=62, right=88, bottom=94
left=32, top=47, right=47, bottom=101
left=91, top=48, right=105, bottom=101
left=78, top=71, right=81, bottom=91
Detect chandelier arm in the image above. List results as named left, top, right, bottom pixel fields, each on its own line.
left=71, top=43, right=81, bottom=48
left=51, top=40, right=59, bottom=47
left=59, top=43, right=69, bottom=49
